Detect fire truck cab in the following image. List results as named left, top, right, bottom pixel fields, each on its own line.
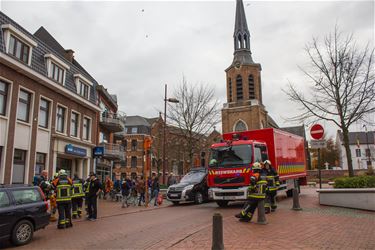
left=208, top=128, right=307, bottom=207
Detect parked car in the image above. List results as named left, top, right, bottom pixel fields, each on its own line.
left=0, top=185, right=50, bottom=246
left=166, top=168, right=209, bottom=205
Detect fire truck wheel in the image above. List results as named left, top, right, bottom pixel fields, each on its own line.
left=216, top=201, right=229, bottom=207
left=195, top=192, right=203, bottom=204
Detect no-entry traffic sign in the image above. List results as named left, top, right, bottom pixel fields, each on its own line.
left=310, top=124, right=324, bottom=140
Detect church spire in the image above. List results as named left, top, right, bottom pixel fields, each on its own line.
left=232, top=0, right=253, bottom=65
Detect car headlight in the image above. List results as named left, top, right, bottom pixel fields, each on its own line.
left=183, top=184, right=194, bottom=191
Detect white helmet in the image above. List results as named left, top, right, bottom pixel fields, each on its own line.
left=58, top=169, right=67, bottom=176
left=264, top=160, right=271, bottom=166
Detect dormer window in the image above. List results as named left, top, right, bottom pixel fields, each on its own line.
left=79, top=81, right=89, bottom=99
left=9, top=35, right=29, bottom=64
left=74, top=74, right=93, bottom=100
left=44, top=53, right=70, bottom=85
left=2, top=24, right=37, bottom=65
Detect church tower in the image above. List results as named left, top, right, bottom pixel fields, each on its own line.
left=221, top=0, right=274, bottom=133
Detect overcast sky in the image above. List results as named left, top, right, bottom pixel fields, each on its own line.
left=1, top=0, right=374, bottom=138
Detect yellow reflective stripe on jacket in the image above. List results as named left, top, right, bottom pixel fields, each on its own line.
left=248, top=194, right=266, bottom=199
left=56, top=183, right=72, bottom=201
left=72, top=183, right=84, bottom=198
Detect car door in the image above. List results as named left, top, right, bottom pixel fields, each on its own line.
left=10, top=188, right=44, bottom=223
left=0, top=190, right=14, bottom=239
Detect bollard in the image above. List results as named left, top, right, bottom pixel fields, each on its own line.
left=292, top=179, right=302, bottom=211
left=256, top=200, right=268, bottom=225
left=212, top=213, right=224, bottom=250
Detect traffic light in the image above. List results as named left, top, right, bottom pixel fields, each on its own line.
left=143, top=137, right=152, bottom=151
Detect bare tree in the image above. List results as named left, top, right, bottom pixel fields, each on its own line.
left=285, top=26, right=375, bottom=177
left=168, top=77, right=221, bottom=169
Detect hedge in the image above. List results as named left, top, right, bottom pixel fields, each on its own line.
left=334, top=176, right=375, bottom=188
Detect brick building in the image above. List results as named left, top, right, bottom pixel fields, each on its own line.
left=96, top=85, right=126, bottom=183
left=0, top=12, right=102, bottom=183
left=221, top=0, right=278, bottom=133
left=117, top=115, right=221, bottom=179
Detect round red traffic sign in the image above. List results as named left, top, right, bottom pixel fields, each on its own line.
left=310, top=124, right=324, bottom=140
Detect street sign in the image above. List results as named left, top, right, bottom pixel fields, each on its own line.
left=310, top=124, right=324, bottom=140
left=310, top=140, right=327, bottom=149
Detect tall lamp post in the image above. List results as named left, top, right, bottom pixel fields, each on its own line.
left=363, top=124, right=372, bottom=169
left=163, top=84, right=179, bottom=184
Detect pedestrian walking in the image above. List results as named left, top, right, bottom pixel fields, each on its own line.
left=151, top=175, right=160, bottom=206
left=104, top=176, right=113, bottom=200
left=86, top=172, right=102, bottom=221
left=137, top=176, right=146, bottom=206
left=121, top=177, right=131, bottom=208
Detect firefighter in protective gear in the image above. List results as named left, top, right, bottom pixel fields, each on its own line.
left=72, top=174, right=85, bottom=219
left=49, top=173, right=59, bottom=222
left=52, top=169, right=73, bottom=229
left=263, top=160, right=280, bottom=213
left=235, top=162, right=268, bottom=222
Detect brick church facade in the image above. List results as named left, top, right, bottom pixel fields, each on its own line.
left=221, top=0, right=278, bottom=133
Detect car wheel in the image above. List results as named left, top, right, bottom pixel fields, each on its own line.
left=216, top=200, right=229, bottom=207
left=172, top=201, right=180, bottom=205
left=11, top=220, right=34, bottom=246
left=195, top=192, right=203, bottom=204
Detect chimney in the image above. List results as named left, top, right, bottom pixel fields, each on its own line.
left=64, top=49, right=75, bottom=63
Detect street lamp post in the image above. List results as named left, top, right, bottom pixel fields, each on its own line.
left=363, top=125, right=372, bottom=169
left=163, top=84, right=179, bottom=184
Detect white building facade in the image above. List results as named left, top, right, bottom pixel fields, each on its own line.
left=336, top=130, right=375, bottom=170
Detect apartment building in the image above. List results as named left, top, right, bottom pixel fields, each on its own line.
left=0, top=12, right=101, bottom=184
left=96, top=85, right=125, bottom=182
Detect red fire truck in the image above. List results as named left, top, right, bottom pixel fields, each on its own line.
left=208, top=128, right=307, bottom=207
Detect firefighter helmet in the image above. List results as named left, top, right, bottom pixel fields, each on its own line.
left=58, top=169, right=67, bottom=176
left=252, top=162, right=261, bottom=170
left=264, top=160, right=271, bottom=166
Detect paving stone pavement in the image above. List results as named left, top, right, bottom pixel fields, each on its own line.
left=172, top=187, right=375, bottom=250
left=0, top=187, right=374, bottom=250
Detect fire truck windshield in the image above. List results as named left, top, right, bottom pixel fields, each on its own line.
left=209, top=145, right=252, bottom=168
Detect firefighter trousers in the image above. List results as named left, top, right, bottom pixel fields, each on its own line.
left=240, top=198, right=262, bottom=221
left=72, top=197, right=83, bottom=218
left=265, top=191, right=277, bottom=212
left=57, top=201, right=72, bottom=229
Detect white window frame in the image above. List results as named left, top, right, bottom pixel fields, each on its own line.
left=82, top=116, right=92, bottom=142
left=70, top=110, right=80, bottom=139
left=38, top=96, right=53, bottom=130
left=74, top=74, right=93, bottom=100
left=44, top=54, right=70, bottom=85
left=0, top=76, right=13, bottom=119
left=1, top=24, right=37, bottom=66
left=16, top=86, right=34, bottom=125
left=55, top=103, right=68, bottom=135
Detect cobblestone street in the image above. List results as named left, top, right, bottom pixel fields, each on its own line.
left=1, top=187, right=374, bottom=250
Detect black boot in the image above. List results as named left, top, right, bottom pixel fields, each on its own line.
left=234, top=213, right=242, bottom=218
left=265, top=207, right=271, bottom=214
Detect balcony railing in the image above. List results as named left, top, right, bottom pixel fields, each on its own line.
left=100, top=142, right=125, bottom=161
left=99, top=111, right=126, bottom=133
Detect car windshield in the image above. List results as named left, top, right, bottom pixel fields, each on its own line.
left=180, top=171, right=206, bottom=183
left=209, top=144, right=252, bottom=168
